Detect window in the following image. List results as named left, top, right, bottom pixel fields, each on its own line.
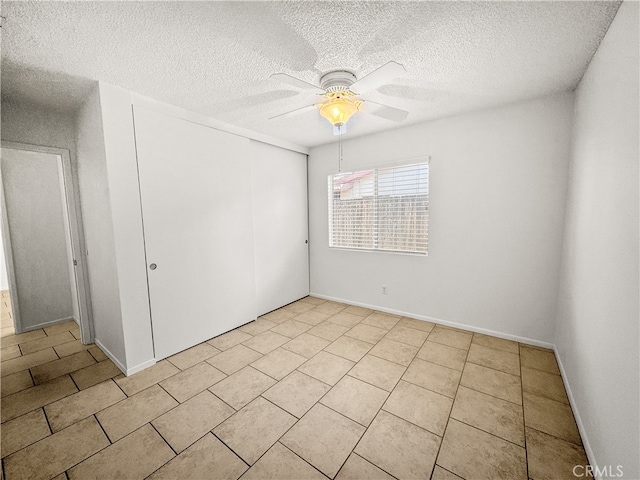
left=328, top=161, right=429, bottom=254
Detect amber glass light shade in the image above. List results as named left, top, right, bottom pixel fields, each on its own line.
left=319, top=97, right=361, bottom=127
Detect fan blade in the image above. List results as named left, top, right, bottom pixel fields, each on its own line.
left=363, top=101, right=409, bottom=122
left=269, top=104, right=318, bottom=120
left=350, top=61, right=406, bottom=93
left=271, top=73, right=325, bottom=94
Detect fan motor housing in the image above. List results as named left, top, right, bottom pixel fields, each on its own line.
left=319, top=70, right=357, bottom=93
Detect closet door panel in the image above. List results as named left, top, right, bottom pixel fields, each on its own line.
left=134, top=106, right=256, bottom=360
left=251, top=141, right=309, bottom=316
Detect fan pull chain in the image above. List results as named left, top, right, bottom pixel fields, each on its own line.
left=338, top=130, right=343, bottom=173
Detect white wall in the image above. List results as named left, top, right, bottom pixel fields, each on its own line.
left=1, top=148, right=74, bottom=330
left=99, top=84, right=154, bottom=371
left=309, top=93, right=574, bottom=345
left=76, top=86, right=127, bottom=366
left=555, top=2, right=639, bottom=477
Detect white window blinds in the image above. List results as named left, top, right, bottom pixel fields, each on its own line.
left=328, top=162, right=429, bottom=254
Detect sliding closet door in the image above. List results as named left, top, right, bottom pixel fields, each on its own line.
left=251, top=141, right=309, bottom=316
left=133, top=106, right=256, bottom=360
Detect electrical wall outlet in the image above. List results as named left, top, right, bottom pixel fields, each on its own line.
left=382, top=285, right=388, bottom=294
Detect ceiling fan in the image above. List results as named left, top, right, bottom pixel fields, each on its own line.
left=269, top=61, right=409, bottom=134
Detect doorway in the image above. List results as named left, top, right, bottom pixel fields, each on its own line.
left=0, top=142, right=91, bottom=343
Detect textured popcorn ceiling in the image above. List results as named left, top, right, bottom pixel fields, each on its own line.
left=1, top=1, right=620, bottom=147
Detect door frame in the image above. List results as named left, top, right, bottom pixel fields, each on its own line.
left=1, top=141, right=93, bottom=343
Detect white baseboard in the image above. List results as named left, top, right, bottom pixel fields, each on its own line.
left=125, top=358, right=157, bottom=376
left=554, top=350, right=597, bottom=475
left=309, top=292, right=555, bottom=349
left=94, top=339, right=127, bottom=375
left=94, top=339, right=156, bottom=376
left=21, top=316, right=78, bottom=333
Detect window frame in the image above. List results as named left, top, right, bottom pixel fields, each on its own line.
left=327, top=158, right=430, bottom=256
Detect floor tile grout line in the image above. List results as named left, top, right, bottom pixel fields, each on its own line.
left=148, top=421, right=180, bottom=457
left=345, top=350, right=419, bottom=478
left=16, top=335, right=77, bottom=358
left=66, top=422, right=154, bottom=478
left=1, top=373, right=81, bottom=425
left=275, top=441, right=332, bottom=479
left=92, top=412, right=115, bottom=445
left=27, top=365, right=36, bottom=389
left=448, top=416, right=527, bottom=450
left=146, top=400, right=241, bottom=474
left=0, top=408, right=54, bottom=461
left=316, top=394, right=388, bottom=430
left=521, top=387, right=572, bottom=406
left=109, top=376, right=130, bottom=399
left=87, top=382, right=160, bottom=426
left=156, top=381, right=185, bottom=405
left=427, top=337, right=471, bottom=352
left=143, top=429, right=227, bottom=479
left=519, top=342, right=530, bottom=480
left=520, top=362, right=563, bottom=377
left=429, top=335, right=472, bottom=479
left=455, top=382, right=525, bottom=408
left=414, top=353, right=465, bottom=373
left=238, top=396, right=318, bottom=473
left=257, top=394, right=361, bottom=479
left=206, top=386, right=241, bottom=413
left=378, top=387, right=444, bottom=428
left=56, top=415, right=115, bottom=478
left=398, top=371, right=458, bottom=401
left=376, top=407, right=444, bottom=440
left=157, top=369, right=229, bottom=404
left=40, top=403, right=54, bottom=436
left=210, top=431, right=252, bottom=469
left=350, top=452, right=401, bottom=480
left=87, top=347, right=103, bottom=363
left=323, top=342, right=375, bottom=364
left=457, top=367, right=524, bottom=407
left=249, top=359, right=307, bottom=384
left=524, top=425, right=586, bottom=449
left=7, top=379, right=171, bottom=463
left=287, top=367, right=335, bottom=389
left=470, top=343, right=520, bottom=356
left=464, top=357, right=522, bottom=377
left=434, top=464, right=463, bottom=479
left=347, top=408, right=399, bottom=476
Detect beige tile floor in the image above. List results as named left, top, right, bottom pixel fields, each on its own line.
left=0, top=296, right=590, bottom=480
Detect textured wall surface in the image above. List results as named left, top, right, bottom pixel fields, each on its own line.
left=555, top=1, right=639, bottom=476
left=1, top=1, right=619, bottom=147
